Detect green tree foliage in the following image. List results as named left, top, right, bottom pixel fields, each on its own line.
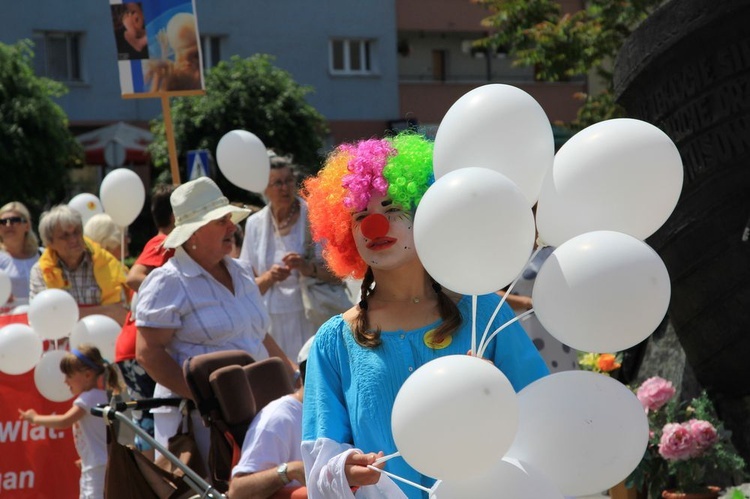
left=476, top=0, right=664, bottom=128
left=149, top=54, right=328, bottom=203
left=0, top=40, right=83, bottom=212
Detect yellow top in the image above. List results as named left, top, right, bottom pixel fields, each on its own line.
left=38, top=236, right=127, bottom=305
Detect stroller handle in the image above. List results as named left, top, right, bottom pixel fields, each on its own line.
left=91, top=397, right=186, bottom=419
left=91, top=398, right=227, bottom=499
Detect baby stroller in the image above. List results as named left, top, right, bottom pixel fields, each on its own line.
left=182, top=350, right=305, bottom=497
left=93, top=350, right=305, bottom=498
left=93, top=397, right=225, bottom=499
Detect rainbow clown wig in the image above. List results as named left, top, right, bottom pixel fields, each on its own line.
left=302, top=133, right=435, bottom=280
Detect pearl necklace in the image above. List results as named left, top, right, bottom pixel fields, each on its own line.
left=274, top=201, right=299, bottom=230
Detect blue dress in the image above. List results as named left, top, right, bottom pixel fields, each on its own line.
left=302, top=293, right=549, bottom=498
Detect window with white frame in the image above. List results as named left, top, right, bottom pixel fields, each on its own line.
left=200, top=35, right=223, bottom=71
left=33, top=31, right=83, bottom=82
left=329, top=39, right=376, bottom=75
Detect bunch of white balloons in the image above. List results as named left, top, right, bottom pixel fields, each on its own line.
left=387, top=84, right=684, bottom=497
left=0, top=289, right=123, bottom=402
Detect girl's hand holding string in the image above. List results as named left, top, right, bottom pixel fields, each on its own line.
left=345, top=451, right=385, bottom=487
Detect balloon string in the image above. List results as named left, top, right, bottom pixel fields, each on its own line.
left=471, top=294, right=477, bottom=355
left=429, top=480, right=443, bottom=498
left=365, top=466, right=433, bottom=494
left=372, top=451, right=399, bottom=466
left=120, top=229, right=125, bottom=268
left=477, top=246, right=541, bottom=355
left=478, top=309, right=535, bottom=358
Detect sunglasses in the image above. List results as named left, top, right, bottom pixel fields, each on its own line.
left=0, top=216, right=26, bottom=226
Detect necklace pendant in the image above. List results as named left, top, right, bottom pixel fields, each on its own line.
left=413, top=297, right=420, bottom=304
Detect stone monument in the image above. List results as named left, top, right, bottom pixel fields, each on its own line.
left=614, top=0, right=750, bottom=462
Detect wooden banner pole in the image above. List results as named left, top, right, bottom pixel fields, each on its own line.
left=161, top=94, right=181, bottom=185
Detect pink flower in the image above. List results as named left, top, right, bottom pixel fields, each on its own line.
left=637, top=376, right=676, bottom=412
left=659, top=423, right=696, bottom=461
left=686, top=419, right=718, bottom=457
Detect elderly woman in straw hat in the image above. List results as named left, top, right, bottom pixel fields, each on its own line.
left=135, top=177, right=291, bottom=463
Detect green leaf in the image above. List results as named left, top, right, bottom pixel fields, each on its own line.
left=0, top=39, right=82, bottom=216
left=148, top=54, right=328, bottom=203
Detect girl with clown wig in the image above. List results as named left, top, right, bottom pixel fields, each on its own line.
left=300, top=133, right=548, bottom=499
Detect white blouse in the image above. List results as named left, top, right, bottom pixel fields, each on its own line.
left=135, top=246, right=270, bottom=400
left=0, top=250, right=39, bottom=305
left=240, top=200, right=314, bottom=314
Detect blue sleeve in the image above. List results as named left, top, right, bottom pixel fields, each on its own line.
left=302, top=318, right=353, bottom=445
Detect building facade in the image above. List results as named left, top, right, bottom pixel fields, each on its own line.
left=2, top=0, right=583, bottom=154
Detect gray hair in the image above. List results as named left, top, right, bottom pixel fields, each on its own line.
left=38, top=205, right=83, bottom=247
left=84, top=213, right=122, bottom=254
left=270, top=154, right=294, bottom=170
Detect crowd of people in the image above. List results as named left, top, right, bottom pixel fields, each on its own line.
left=3, top=132, right=576, bottom=499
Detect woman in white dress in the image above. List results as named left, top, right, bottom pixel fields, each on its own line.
left=239, top=155, right=339, bottom=359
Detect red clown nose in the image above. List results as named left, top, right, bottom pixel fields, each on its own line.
left=360, top=213, right=390, bottom=239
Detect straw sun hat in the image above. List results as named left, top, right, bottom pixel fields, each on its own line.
left=163, top=177, right=251, bottom=249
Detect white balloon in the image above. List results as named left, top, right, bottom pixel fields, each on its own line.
left=70, top=315, right=121, bottom=361
left=216, top=130, right=270, bottom=192
left=433, top=84, right=555, bottom=206
left=28, top=289, right=79, bottom=340
left=0, top=324, right=43, bottom=375
left=506, top=371, right=649, bottom=496
left=34, top=349, right=73, bottom=402
left=433, top=457, right=563, bottom=499
left=414, top=167, right=535, bottom=295
left=99, top=168, right=146, bottom=227
left=10, top=304, right=30, bottom=315
left=392, top=355, right=519, bottom=481
left=536, top=118, right=684, bottom=246
left=0, top=269, right=10, bottom=306
left=68, top=193, right=104, bottom=226
left=532, top=231, right=671, bottom=353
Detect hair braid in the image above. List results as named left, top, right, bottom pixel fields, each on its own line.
left=353, top=267, right=381, bottom=347
left=429, top=277, right=462, bottom=345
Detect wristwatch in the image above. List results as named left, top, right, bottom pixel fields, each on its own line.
left=277, top=462, right=291, bottom=485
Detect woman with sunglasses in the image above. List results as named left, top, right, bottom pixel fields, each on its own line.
left=0, top=202, right=41, bottom=309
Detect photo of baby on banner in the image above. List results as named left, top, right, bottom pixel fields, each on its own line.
left=109, top=0, right=204, bottom=96
left=111, top=3, right=149, bottom=61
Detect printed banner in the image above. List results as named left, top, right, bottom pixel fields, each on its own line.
left=0, top=314, right=78, bottom=498
left=109, top=0, right=205, bottom=95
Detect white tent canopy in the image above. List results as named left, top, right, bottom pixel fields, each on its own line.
left=76, top=122, right=153, bottom=166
